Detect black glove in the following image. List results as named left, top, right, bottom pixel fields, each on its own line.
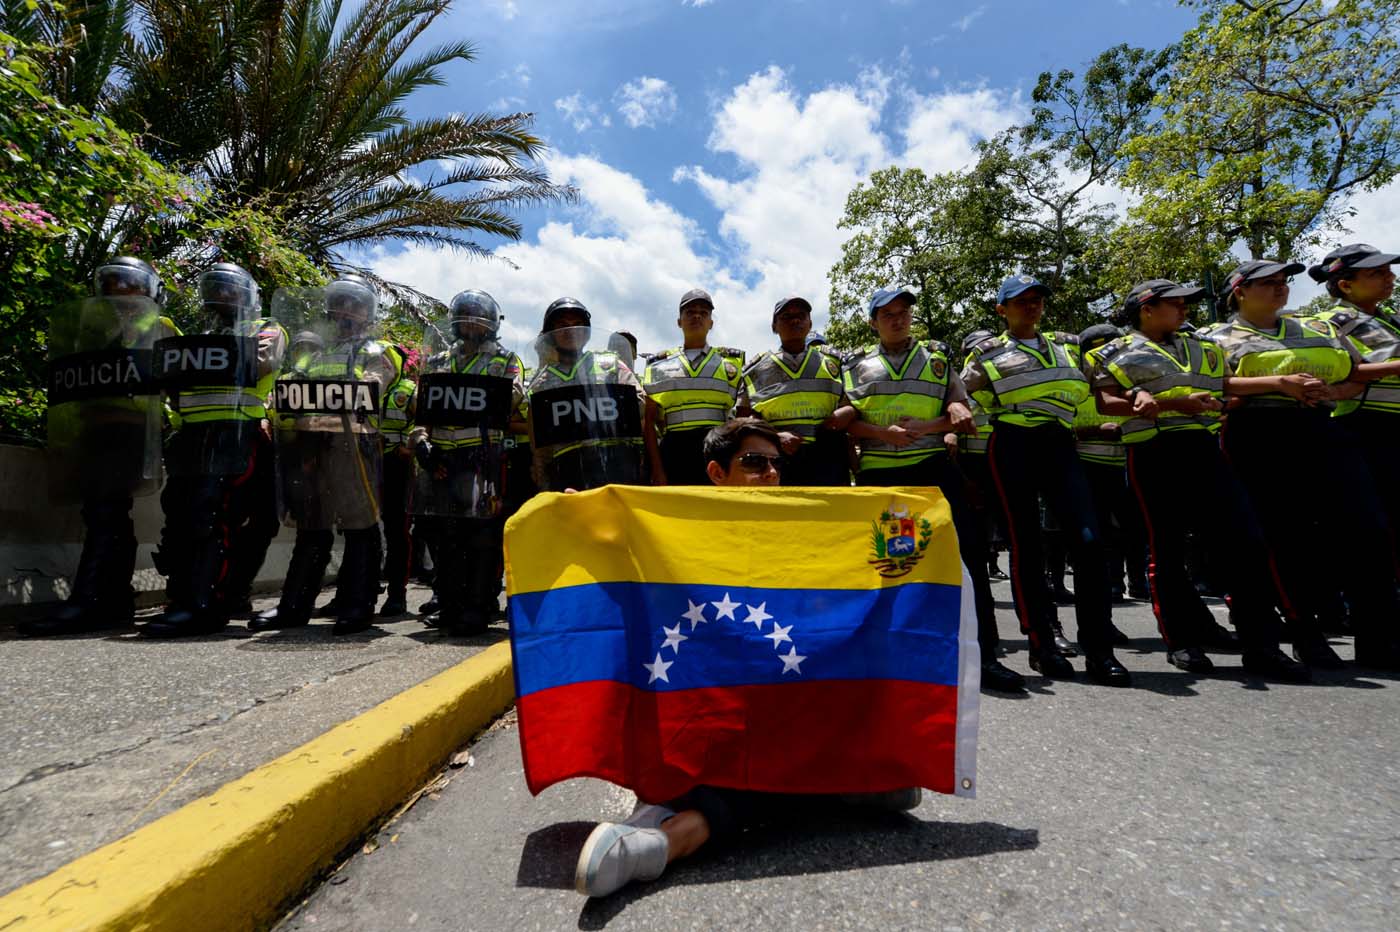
left=414, top=438, right=435, bottom=469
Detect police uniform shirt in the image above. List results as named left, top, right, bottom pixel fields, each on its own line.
left=734, top=347, right=843, bottom=412
left=1200, top=314, right=1361, bottom=398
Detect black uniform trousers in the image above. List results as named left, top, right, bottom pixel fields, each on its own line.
left=1126, top=430, right=1283, bottom=652
left=380, top=450, right=413, bottom=594
left=1338, top=409, right=1400, bottom=578
left=782, top=430, right=851, bottom=487
left=1223, top=408, right=1399, bottom=648
left=660, top=428, right=710, bottom=485
left=1081, top=459, right=1147, bottom=591
left=986, top=422, right=1113, bottom=656
left=856, top=454, right=1000, bottom=657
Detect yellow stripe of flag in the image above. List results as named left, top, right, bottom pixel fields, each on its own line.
left=504, top=486, right=960, bottom=595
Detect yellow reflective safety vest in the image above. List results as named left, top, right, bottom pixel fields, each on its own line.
left=642, top=345, right=743, bottom=434
left=1307, top=303, right=1400, bottom=416
left=741, top=346, right=842, bottom=439
left=843, top=339, right=952, bottom=472
left=173, top=317, right=289, bottom=425
left=959, top=399, right=995, bottom=455
left=380, top=346, right=415, bottom=451
left=966, top=332, right=1088, bottom=429
left=1201, top=315, right=1353, bottom=408
left=1072, top=394, right=1126, bottom=465
left=1091, top=331, right=1226, bottom=444
left=529, top=350, right=641, bottom=458
left=421, top=344, right=523, bottom=450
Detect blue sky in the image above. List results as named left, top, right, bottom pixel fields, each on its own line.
left=365, top=0, right=1388, bottom=353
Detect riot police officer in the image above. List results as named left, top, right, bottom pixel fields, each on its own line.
left=642, top=289, right=744, bottom=486
left=735, top=296, right=849, bottom=486
left=251, top=274, right=399, bottom=635
left=22, top=258, right=176, bottom=637
left=961, top=274, right=1130, bottom=685
left=527, top=298, right=645, bottom=491
left=409, top=290, right=523, bottom=635
left=378, top=342, right=416, bottom=616
left=141, top=263, right=288, bottom=637
left=835, top=285, right=1025, bottom=693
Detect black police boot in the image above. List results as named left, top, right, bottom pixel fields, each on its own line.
left=1199, top=618, right=1239, bottom=649
left=1242, top=647, right=1311, bottom=682
left=1167, top=646, right=1215, bottom=674
left=333, top=529, right=381, bottom=635
left=1353, top=637, right=1400, bottom=671
left=1127, top=575, right=1151, bottom=602
left=1029, top=644, right=1075, bottom=679
left=440, top=607, right=490, bottom=636
left=1050, top=621, right=1078, bottom=657
left=981, top=659, right=1026, bottom=693
left=987, top=555, right=1008, bottom=581
left=1107, top=622, right=1132, bottom=647
left=419, top=595, right=440, bottom=617
left=141, top=533, right=231, bottom=638
left=379, top=586, right=408, bottom=617
left=1084, top=650, right=1132, bottom=686
left=20, top=519, right=136, bottom=637
left=1292, top=634, right=1345, bottom=669
left=249, top=531, right=331, bottom=632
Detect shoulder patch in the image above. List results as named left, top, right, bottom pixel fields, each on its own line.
left=1053, top=331, right=1080, bottom=345
left=972, top=335, right=1004, bottom=356
left=1091, top=340, right=1123, bottom=362
left=926, top=339, right=950, bottom=357
left=724, top=361, right=739, bottom=380
left=651, top=348, right=676, bottom=361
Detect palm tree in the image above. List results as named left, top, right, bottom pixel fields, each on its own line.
left=121, top=0, right=571, bottom=294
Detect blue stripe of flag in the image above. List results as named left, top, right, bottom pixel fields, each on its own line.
left=509, top=581, right=963, bottom=696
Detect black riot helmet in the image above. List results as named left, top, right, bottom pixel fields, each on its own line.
left=1078, top=323, right=1123, bottom=354
left=198, top=262, right=260, bottom=321
left=325, top=273, right=379, bottom=328
left=542, top=296, right=591, bottom=333
left=93, top=256, right=165, bottom=303
left=449, top=289, right=502, bottom=339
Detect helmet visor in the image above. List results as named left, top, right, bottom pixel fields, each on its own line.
left=94, top=264, right=159, bottom=299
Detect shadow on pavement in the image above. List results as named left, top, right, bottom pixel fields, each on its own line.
left=516, top=813, right=1039, bottom=927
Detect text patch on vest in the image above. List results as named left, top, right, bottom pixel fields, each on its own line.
left=275, top=379, right=381, bottom=416
left=48, top=349, right=158, bottom=404
left=416, top=372, right=514, bottom=429
left=153, top=335, right=258, bottom=388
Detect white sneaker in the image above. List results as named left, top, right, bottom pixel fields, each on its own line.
left=624, top=803, right=675, bottom=830
left=575, top=822, right=669, bottom=897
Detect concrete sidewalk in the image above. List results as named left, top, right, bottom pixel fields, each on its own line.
left=0, top=582, right=502, bottom=897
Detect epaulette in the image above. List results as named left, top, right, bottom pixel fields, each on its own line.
left=925, top=339, right=950, bottom=357
left=1052, top=331, right=1080, bottom=345
left=717, top=346, right=746, bottom=365
left=1323, top=309, right=1358, bottom=333
left=1089, top=339, right=1124, bottom=363
left=972, top=335, right=1005, bottom=357
left=650, top=348, right=676, bottom=361
left=740, top=350, right=770, bottom=375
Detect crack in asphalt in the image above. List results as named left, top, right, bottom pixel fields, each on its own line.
left=0, top=649, right=416, bottom=795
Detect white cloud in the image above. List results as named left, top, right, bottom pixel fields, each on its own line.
left=371, top=66, right=1026, bottom=356
left=615, top=76, right=679, bottom=129
left=554, top=93, right=611, bottom=132
left=682, top=0, right=715, bottom=7
left=487, top=0, right=519, bottom=19
left=496, top=63, right=531, bottom=88
left=953, top=5, right=987, bottom=31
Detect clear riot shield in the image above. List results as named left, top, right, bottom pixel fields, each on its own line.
left=156, top=299, right=287, bottom=476
left=410, top=317, right=515, bottom=518
left=527, top=326, right=645, bottom=492
left=46, top=296, right=165, bottom=504
left=270, top=287, right=386, bottom=531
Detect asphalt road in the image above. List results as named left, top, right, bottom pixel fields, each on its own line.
left=0, top=582, right=502, bottom=895
left=279, top=584, right=1400, bottom=931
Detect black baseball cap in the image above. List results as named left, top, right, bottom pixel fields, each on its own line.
left=1307, top=243, right=1400, bottom=283
left=772, top=295, right=812, bottom=320
left=1123, top=279, right=1206, bottom=316
left=1226, top=260, right=1305, bottom=290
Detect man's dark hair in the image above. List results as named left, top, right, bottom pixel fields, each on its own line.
left=702, top=417, right=781, bottom=471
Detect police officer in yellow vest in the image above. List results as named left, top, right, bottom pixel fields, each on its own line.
left=22, top=258, right=177, bottom=637
left=1305, top=244, right=1400, bottom=570
left=528, top=298, right=646, bottom=491
left=835, top=285, right=1025, bottom=693
left=1203, top=259, right=1400, bottom=670
left=409, top=290, right=524, bottom=634
left=141, top=263, right=288, bottom=637
left=1074, top=324, right=1148, bottom=609
left=734, top=296, right=848, bottom=486
left=1089, top=279, right=1308, bottom=680
left=961, top=274, right=1130, bottom=686
left=643, top=289, right=744, bottom=485
left=252, top=275, right=399, bottom=635
left=368, top=343, right=414, bottom=616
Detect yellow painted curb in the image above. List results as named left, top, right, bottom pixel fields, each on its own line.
left=0, top=641, right=515, bottom=931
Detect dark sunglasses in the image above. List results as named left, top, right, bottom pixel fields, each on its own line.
left=735, top=452, right=784, bottom=473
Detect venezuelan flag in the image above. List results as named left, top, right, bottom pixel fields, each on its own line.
left=506, top=486, right=979, bottom=803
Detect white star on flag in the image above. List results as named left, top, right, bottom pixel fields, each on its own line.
left=644, top=652, right=674, bottom=684
left=743, top=602, right=773, bottom=629
left=681, top=599, right=708, bottom=630
left=661, top=623, right=688, bottom=654
left=711, top=592, right=740, bottom=621
left=764, top=622, right=793, bottom=647
left=780, top=645, right=806, bottom=675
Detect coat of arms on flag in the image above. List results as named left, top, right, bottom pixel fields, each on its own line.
left=505, top=485, right=980, bottom=803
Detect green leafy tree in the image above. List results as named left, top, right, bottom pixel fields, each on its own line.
left=1120, top=0, right=1400, bottom=266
